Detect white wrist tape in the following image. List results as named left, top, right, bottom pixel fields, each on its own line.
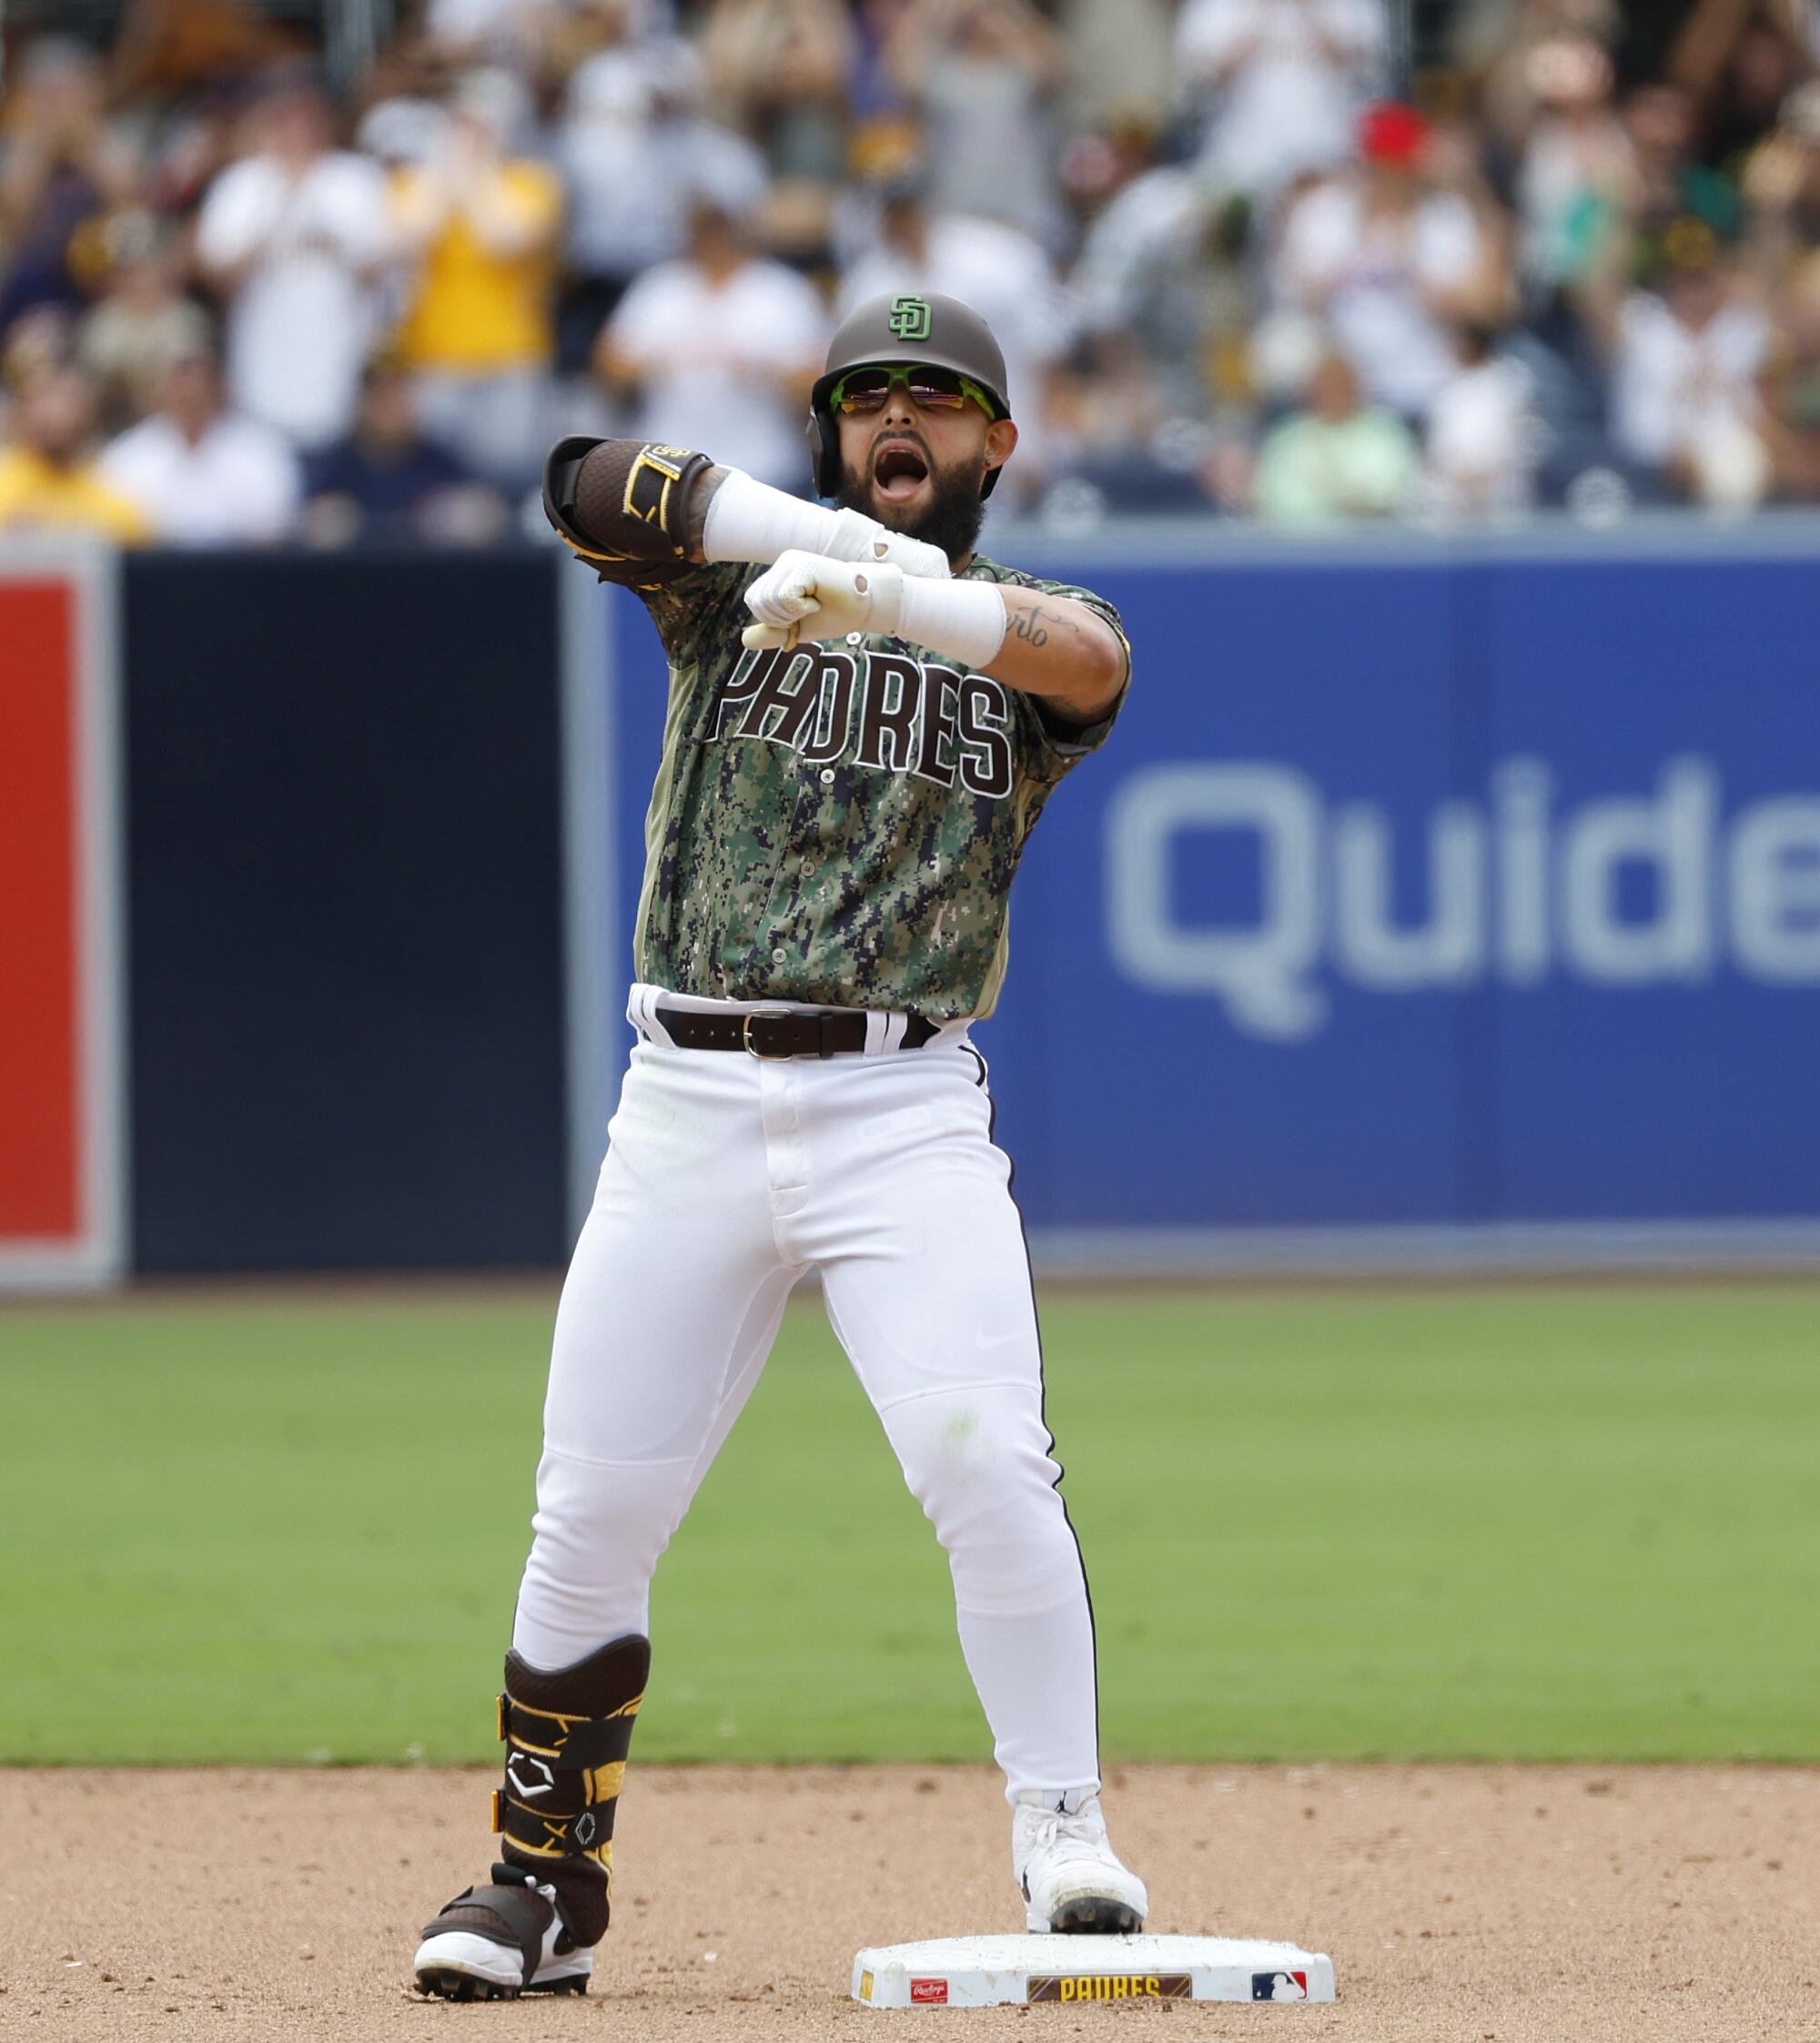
left=892, top=572, right=1008, bottom=671
left=702, top=468, right=843, bottom=567
left=702, top=469, right=952, bottom=579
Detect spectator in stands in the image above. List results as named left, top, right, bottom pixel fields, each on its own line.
left=1622, top=81, right=1743, bottom=268
left=106, top=0, right=286, bottom=115
left=76, top=210, right=215, bottom=434
left=1, top=303, right=76, bottom=407
left=1666, top=0, right=1820, bottom=175
left=1759, top=248, right=1820, bottom=501
left=885, top=0, right=1069, bottom=248
left=417, top=0, right=545, bottom=68
left=595, top=197, right=824, bottom=490
left=300, top=353, right=506, bottom=545
left=1617, top=220, right=1773, bottom=511
left=195, top=65, right=392, bottom=450
left=1277, top=102, right=1511, bottom=423
left=1176, top=0, right=1385, bottom=205
left=1422, top=322, right=1538, bottom=518
left=553, top=16, right=766, bottom=372
left=1071, top=125, right=1257, bottom=426
left=1054, top=114, right=1259, bottom=510
left=130, top=67, right=248, bottom=228
left=99, top=338, right=299, bottom=545
left=698, top=0, right=854, bottom=265
left=357, top=95, right=451, bottom=185
left=0, top=363, right=150, bottom=541
left=389, top=70, right=560, bottom=490
left=849, top=0, right=917, bottom=120
left=1053, top=0, right=1174, bottom=136
left=1253, top=346, right=1419, bottom=524
left=836, top=169, right=1069, bottom=496
left=1742, top=78, right=1820, bottom=287
left=1448, top=0, right=1622, bottom=145
left=1513, top=37, right=1634, bottom=310
left=1610, top=225, right=1772, bottom=510
left=0, top=38, right=139, bottom=334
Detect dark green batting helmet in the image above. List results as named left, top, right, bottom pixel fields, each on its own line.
left=807, top=291, right=1013, bottom=500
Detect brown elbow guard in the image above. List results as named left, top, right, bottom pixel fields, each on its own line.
left=541, top=436, right=714, bottom=567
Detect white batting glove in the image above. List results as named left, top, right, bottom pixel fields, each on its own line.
left=742, top=551, right=905, bottom=652
left=821, top=509, right=951, bottom=581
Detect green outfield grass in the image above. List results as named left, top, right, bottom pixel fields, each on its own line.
left=2, top=1284, right=1816, bottom=1765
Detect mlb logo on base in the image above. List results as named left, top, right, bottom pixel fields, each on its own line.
left=1253, top=1971, right=1309, bottom=2001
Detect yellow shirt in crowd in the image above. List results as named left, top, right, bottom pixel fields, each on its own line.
left=389, top=162, right=561, bottom=375
left=0, top=449, right=152, bottom=543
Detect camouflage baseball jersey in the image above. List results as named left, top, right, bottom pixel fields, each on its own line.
left=619, top=554, right=1128, bottom=1021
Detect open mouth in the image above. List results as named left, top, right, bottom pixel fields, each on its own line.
left=872, top=440, right=930, bottom=501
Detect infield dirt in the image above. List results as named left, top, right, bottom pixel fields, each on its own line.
left=5, top=1764, right=1813, bottom=2041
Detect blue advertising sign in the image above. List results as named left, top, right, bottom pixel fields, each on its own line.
left=585, top=534, right=1820, bottom=1256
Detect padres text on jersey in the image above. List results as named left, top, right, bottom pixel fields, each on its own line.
left=628, top=557, right=1130, bottom=1019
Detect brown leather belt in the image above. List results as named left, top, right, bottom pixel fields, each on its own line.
left=653, top=1005, right=941, bottom=1058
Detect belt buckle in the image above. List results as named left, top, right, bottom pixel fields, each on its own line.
left=743, top=1007, right=798, bottom=1059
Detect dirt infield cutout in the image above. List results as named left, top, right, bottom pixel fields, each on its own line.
left=3, top=1765, right=1813, bottom=2040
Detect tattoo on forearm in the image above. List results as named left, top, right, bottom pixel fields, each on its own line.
left=1007, top=602, right=1056, bottom=647
left=994, top=592, right=1126, bottom=721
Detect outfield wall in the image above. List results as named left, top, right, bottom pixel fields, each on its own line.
left=4, top=528, right=1815, bottom=1281
left=120, top=548, right=571, bottom=1273
left=0, top=551, right=125, bottom=1286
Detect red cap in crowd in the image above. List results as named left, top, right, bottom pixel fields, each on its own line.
left=1359, top=101, right=1428, bottom=167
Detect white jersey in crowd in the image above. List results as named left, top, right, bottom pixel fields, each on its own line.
left=557, top=46, right=767, bottom=278
left=915, top=47, right=1062, bottom=249
left=1611, top=290, right=1769, bottom=470
left=1422, top=356, right=1536, bottom=518
left=99, top=412, right=301, bottom=546
left=606, top=255, right=827, bottom=491
left=1279, top=176, right=1488, bottom=417
left=1176, top=0, right=1384, bottom=198
left=196, top=150, right=392, bottom=447
left=420, top=0, right=539, bottom=46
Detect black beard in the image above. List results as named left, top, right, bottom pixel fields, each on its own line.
left=835, top=450, right=986, bottom=566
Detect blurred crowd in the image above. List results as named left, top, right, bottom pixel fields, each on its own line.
left=2, top=0, right=1818, bottom=546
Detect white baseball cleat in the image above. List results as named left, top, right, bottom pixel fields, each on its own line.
left=1012, top=1792, right=1148, bottom=1935
left=413, top=1865, right=593, bottom=2000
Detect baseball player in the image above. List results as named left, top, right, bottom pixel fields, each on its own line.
left=412, top=291, right=1147, bottom=2002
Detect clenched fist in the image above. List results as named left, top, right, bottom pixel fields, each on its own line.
left=742, top=551, right=908, bottom=652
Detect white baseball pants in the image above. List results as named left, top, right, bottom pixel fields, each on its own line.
left=511, top=985, right=1100, bottom=1802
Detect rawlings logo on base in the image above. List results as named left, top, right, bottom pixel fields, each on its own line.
left=909, top=1978, right=949, bottom=2004
left=1027, top=1975, right=1191, bottom=2003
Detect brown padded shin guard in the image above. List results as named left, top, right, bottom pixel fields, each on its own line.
left=492, top=1633, right=651, bottom=1947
